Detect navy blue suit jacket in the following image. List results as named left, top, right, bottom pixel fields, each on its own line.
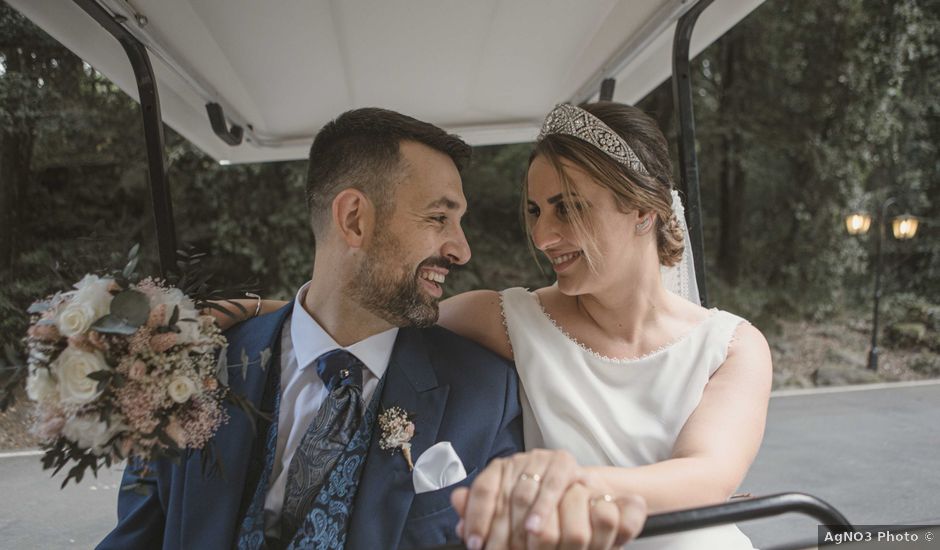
left=98, top=302, right=523, bottom=550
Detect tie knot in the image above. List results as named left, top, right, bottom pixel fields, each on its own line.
left=316, top=349, right=364, bottom=392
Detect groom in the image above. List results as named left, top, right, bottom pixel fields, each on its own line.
left=98, top=108, right=524, bottom=549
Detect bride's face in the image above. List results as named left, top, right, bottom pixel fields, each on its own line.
left=525, top=155, right=648, bottom=296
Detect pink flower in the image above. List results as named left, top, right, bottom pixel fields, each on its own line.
left=87, top=331, right=110, bottom=351
left=28, top=323, right=60, bottom=342
left=68, top=334, right=95, bottom=352
left=33, top=412, right=66, bottom=441
left=128, top=360, right=147, bottom=380
left=147, top=304, right=167, bottom=328
left=149, top=333, right=178, bottom=353
left=203, top=377, right=218, bottom=391
left=164, top=418, right=188, bottom=448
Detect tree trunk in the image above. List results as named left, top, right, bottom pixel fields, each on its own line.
left=0, top=44, right=35, bottom=272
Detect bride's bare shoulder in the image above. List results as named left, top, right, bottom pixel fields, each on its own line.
left=438, top=290, right=513, bottom=360
left=669, top=292, right=714, bottom=323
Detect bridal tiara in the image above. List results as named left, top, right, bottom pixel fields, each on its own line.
left=537, top=103, right=649, bottom=176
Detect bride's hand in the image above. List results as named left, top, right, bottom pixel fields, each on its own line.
left=452, top=449, right=585, bottom=547
left=451, top=450, right=645, bottom=549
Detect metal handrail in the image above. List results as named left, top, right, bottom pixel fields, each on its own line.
left=639, top=492, right=853, bottom=539
left=425, top=492, right=854, bottom=550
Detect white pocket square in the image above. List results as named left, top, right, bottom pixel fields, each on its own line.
left=412, top=441, right=467, bottom=494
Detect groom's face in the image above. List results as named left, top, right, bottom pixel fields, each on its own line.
left=348, top=141, right=471, bottom=327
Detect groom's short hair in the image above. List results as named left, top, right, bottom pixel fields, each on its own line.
left=306, top=108, right=471, bottom=238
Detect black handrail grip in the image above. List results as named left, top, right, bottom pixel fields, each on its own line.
left=639, top=492, right=854, bottom=539
left=206, top=102, right=244, bottom=146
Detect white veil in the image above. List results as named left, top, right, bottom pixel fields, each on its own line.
left=660, top=190, right=701, bottom=305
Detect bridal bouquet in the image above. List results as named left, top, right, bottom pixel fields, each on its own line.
left=13, top=247, right=255, bottom=487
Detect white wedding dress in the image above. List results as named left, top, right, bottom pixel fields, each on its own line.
left=499, top=287, right=756, bottom=550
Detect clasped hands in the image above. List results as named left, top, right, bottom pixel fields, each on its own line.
left=451, top=450, right=646, bottom=549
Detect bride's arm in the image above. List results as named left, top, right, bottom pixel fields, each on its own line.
left=438, top=290, right=514, bottom=361
left=455, top=323, right=771, bottom=547
left=206, top=290, right=516, bottom=356
left=583, top=322, right=772, bottom=512
left=205, top=298, right=289, bottom=330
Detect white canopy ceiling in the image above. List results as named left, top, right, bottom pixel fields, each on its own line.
left=10, top=0, right=763, bottom=164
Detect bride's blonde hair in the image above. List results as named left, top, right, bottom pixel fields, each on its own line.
left=523, top=102, right=684, bottom=272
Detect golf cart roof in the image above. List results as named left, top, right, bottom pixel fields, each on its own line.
left=10, top=0, right=762, bottom=164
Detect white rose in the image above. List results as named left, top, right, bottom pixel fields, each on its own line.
left=61, top=413, right=125, bottom=455
left=54, top=347, right=109, bottom=405
left=26, top=367, right=58, bottom=404
left=57, top=302, right=97, bottom=337
left=167, top=376, right=197, bottom=403
left=58, top=275, right=114, bottom=337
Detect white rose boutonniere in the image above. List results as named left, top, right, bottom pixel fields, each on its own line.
left=53, top=347, right=109, bottom=405
left=378, top=406, right=416, bottom=471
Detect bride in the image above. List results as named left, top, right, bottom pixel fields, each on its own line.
left=220, top=101, right=772, bottom=549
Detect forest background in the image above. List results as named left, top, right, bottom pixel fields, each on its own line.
left=1, top=0, right=938, bottom=396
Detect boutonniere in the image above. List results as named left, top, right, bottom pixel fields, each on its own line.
left=378, top=406, right=416, bottom=471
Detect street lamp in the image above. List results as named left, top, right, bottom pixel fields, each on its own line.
left=844, top=198, right=920, bottom=371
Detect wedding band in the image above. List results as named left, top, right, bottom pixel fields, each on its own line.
left=519, top=473, right=542, bottom=483
left=590, top=494, right=614, bottom=507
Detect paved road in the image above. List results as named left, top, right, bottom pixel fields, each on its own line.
left=738, top=381, right=940, bottom=549
left=0, top=450, right=122, bottom=549
left=1, top=381, right=938, bottom=549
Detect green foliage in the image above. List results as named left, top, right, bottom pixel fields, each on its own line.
left=642, top=0, right=940, bottom=323
left=1, top=0, right=937, bottom=359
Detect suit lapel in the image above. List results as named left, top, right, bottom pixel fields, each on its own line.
left=346, top=327, right=450, bottom=550
left=179, top=302, right=293, bottom=550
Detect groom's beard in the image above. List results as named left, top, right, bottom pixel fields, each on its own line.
left=348, top=230, right=447, bottom=328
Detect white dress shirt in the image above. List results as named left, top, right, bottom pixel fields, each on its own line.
left=262, top=282, right=398, bottom=532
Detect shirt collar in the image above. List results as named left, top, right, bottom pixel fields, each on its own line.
left=290, top=282, right=398, bottom=380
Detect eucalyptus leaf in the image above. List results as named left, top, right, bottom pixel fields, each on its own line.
left=122, top=257, right=139, bottom=279
left=27, top=301, right=51, bottom=314
left=110, top=290, right=151, bottom=327
left=128, top=243, right=140, bottom=260
left=91, top=314, right=139, bottom=335
left=86, top=370, right=113, bottom=382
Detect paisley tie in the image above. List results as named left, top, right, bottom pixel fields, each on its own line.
left=279, top=349, right=365, bottom=541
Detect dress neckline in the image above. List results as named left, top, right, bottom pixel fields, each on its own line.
left=531, top=291, right=719, bottom=364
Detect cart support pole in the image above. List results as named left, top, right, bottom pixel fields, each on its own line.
left=599, top=78, right=616, bottom=102
left=73, top=0, right=178, bottom=277
left=672, top=0, right=713, bottom=306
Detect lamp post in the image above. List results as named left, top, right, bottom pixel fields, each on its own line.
left=845, top=198, right=920, bottom=371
